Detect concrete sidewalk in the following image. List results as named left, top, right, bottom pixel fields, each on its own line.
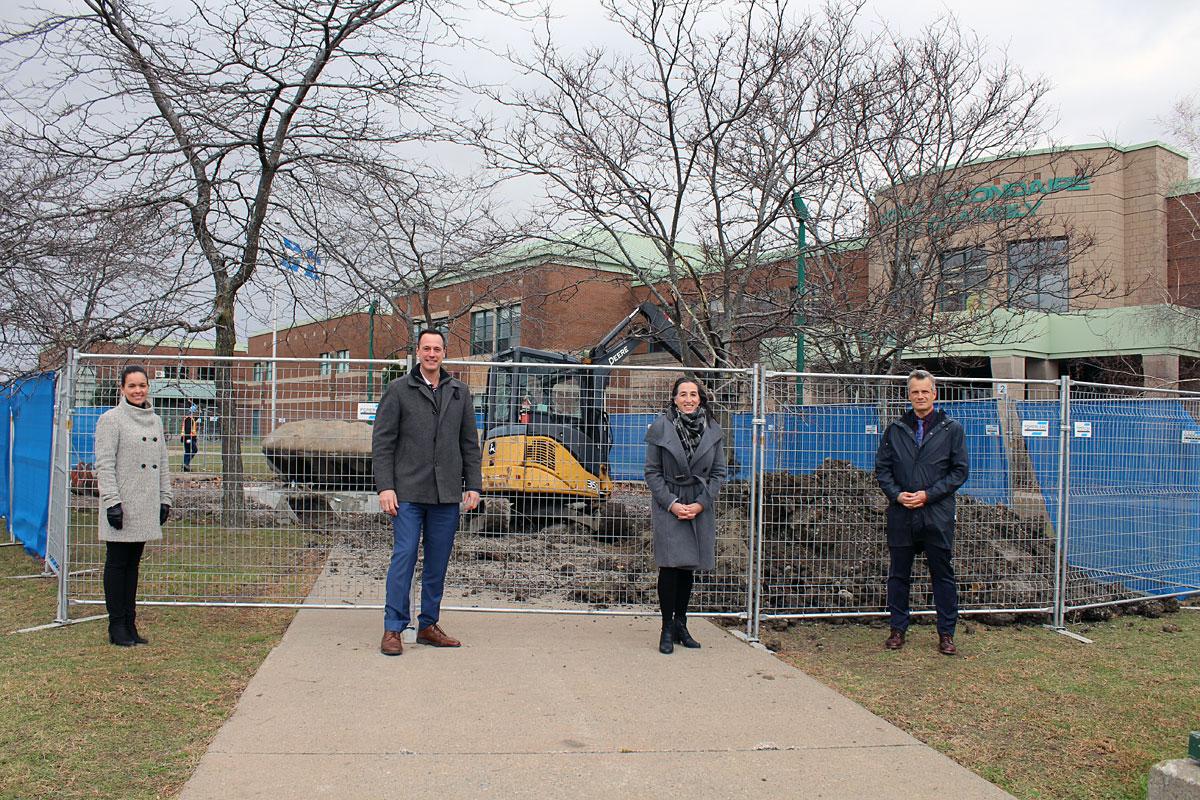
left=179, top=610, right=1013, bottom=799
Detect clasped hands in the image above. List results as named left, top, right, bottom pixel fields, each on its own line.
left=669, top=501, right=703, bottom=520
left=897, top=490, right=928, bottom=509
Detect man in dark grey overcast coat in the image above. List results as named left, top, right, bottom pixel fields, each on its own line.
left=372, top=329, right=482, bottom=656
left=875, top=369, right=969, bottom=656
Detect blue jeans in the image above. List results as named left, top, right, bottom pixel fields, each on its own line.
left=384, top=502, right=461, bottom=632
left=887, top=539, right=959, bottom=636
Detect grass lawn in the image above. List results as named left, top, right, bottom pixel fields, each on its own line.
left=0, top=542, right=293, bottom=800
left=770, top=612, right=1200, bottom=800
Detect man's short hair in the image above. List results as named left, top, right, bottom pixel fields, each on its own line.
left=416, top=328, right=446, bottom=348
left=907, top=369, right=936, bottom=388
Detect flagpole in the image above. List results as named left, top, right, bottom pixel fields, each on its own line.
left=270, top=283, right=278, bottom=435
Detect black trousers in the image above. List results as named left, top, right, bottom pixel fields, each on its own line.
left=657, top=567, right=694, bottom=625
left=887, top=539, right=958, bottom=636
left=104, top=541, right=146, bottom=628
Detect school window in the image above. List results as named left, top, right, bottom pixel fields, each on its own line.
left=319, top=352, right=331, bottom=376
left=253, top=362, right=265, bottom=382
left=936, top=248, right=988, bottom=312
left=472, top=303, right=521, bottom=355
left=195, top=365, right=216, bottom=381
left=411, top=318, right=449, bottom=347
left=162, top=364, right=188, bottom=379
left=1008, top=238, right=1068, bottom=311
left=336, top=349, right=350, bottom=374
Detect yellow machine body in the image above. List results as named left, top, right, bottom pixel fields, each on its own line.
left=481, top=433, right=612, bottom=500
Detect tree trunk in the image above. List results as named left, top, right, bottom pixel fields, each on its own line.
left=214, top=301, right=246, bottom=527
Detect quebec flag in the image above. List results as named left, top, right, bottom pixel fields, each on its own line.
left=281, top=237, right=321, bottom=281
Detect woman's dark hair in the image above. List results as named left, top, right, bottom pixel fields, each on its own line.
left=120, top=365, right=149, bottom=386
left=667, top=375, right=714, bottom=420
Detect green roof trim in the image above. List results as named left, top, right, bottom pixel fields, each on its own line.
left=119, top=336, right=247, bottom=353
left=904, top=305, right=1200, bottom=360
left=1168, top=177, right=1200, bottom=198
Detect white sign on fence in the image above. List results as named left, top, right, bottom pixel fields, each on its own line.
left=1074, top=421, right=1093, bottom=438
left=864, top=424, right=878, bottom=434
left=985, top=424, right=1000, bottom=436
left=1182, top=430, right=1200, bottom=444
left=357, top=402, right=379, bottom=422
left=1022, top=420, right=1050, bottom=438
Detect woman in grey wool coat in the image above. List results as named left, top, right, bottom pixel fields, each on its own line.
left=95, top=365, right=173, bottom=647
left=644, top=377, right=726, bottom=654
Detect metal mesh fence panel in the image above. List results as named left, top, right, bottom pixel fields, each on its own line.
left=1061, top=381, right=1200, bottom=610
left=757, top=373, right=1062, bottom=620
left=63, top=354, right=755, bottom=620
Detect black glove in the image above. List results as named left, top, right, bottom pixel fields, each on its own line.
left=160, top=504, right=171, bottom=525
left=106, top=504, right=124, bottom=531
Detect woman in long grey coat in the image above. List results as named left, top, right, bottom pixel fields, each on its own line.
left=95, top=365, right=173, bottom=647
left=644, top=377, right=726, bottom=654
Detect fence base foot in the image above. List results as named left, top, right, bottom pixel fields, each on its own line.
left=13, top=613, right=108, bottom=634
left=1043, top=624, right=1093, bottom=644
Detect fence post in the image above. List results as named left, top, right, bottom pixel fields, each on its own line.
left=746, top=363, right=767, bottom=641
left=52, top=349, right=80, bottom=624
left=1050, top=375, right=1072, bottom=630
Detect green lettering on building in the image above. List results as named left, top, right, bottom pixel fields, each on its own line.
left=880, top=175, right=1091, bottom=230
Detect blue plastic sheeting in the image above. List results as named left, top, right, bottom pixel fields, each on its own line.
left=1019, top=398, right=1200, bottom=598
left=5, top=374, right=57, bottom=557
left=1015, top=400, right=1063, bottom=530
left=938, top=399, right=1012, bottom=505
left=607, top=400, right=1010, bottom=502
left=608, top=413, right=658, bottom=480
left=0, top=389, right=10, bottom=527
left=71, top=406, right=109, bottom=466
left=1064, top=400, right=1200, bottom=597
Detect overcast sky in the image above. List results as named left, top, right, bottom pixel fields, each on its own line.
left=459, top=0, right=1200, bottom=153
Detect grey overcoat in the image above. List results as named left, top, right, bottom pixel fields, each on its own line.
left=95, top=398, right=174, bottom=543
left=371, top=367, right=483, bottom=504
left=644, top=413, right=727, bottom=570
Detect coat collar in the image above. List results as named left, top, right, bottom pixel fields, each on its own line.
left=649, top=412, right=722, bottom=466
left=406, top=367, right=456, bottom=412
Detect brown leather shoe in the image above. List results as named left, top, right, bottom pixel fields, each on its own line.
left=417, top=623, right=461, bottom=648
left=380, top=630, right=403, bottom=656
left=884, top=628, right=905, bottom=650
left=938, top=634, right=957, bottom=656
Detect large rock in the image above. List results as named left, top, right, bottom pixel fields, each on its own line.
left=262, top=419, right=374, bottom=491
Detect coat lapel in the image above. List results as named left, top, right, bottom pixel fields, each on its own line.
left=687, top=423, right=721, bottom=467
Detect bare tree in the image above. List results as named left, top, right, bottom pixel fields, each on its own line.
left=0, top=144, right=192, bottom=378
left=804, top=19, right=1118, bottom=376
left=470, top=0, right=867, bottom=368
left=1, top=0, right=464, bottom=520
left=280, top=159, right=539, bottom=362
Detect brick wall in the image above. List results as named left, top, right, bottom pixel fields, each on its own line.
left=1167, top=192, right=1200, bottom=307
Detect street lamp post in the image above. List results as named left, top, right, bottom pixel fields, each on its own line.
left=792, top=191, right=808, bottom=396
left=366, top=297, right=378, bottom=401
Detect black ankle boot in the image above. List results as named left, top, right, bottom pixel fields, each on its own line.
left=127, top=615, right=148, bottom=645
left=108, top=622, right=136, bottom=647
left=658, top=624, right=674, bottom=654
left=672, top=619, right=701, bottom=648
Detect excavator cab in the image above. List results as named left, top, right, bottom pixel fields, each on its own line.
left=481, top=347, right=613, bottom=506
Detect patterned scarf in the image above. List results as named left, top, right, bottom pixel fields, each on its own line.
left=672, top=408, right=707, bottom=459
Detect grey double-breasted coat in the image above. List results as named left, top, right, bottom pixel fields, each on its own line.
left=644, top=413, right=727, bottom=570
left=95, top=398, right=174, bottom=543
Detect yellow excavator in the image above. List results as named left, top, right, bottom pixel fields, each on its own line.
left=469, top=302, right=709, bottom=534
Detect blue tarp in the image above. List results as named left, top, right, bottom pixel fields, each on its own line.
left=606, top=399, right=1011, bottom=502
left=1019, top=398, right=1200, bottom=598
left=71, top=406, right=108, bottom=466
left=4, top=374, right=57, bottom=557
left=0, top=389, right=10, bottom=528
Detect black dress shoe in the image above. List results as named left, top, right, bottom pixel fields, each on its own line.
left=128, top=623, right=149, bottom=645
left=671, top=620, right=701, bottom=648
left=658, top=624, right=674, bottom=654
left=108, top=624, right=136, bottom=647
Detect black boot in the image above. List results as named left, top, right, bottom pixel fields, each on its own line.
left=658, top=623, right=674, bottom=654
left=672, top=618, right=701, bottom=649
left=108, top=621, right=136, bottom=647
left=127, top=609, right=148, bottom=645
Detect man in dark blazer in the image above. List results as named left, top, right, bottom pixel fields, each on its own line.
left=874, top=369, right=969, bottom=656
left=372, top=329, right=482, bottom=656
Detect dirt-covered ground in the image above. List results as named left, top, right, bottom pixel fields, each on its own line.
left=76, top=461, right=1174, bottom=622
